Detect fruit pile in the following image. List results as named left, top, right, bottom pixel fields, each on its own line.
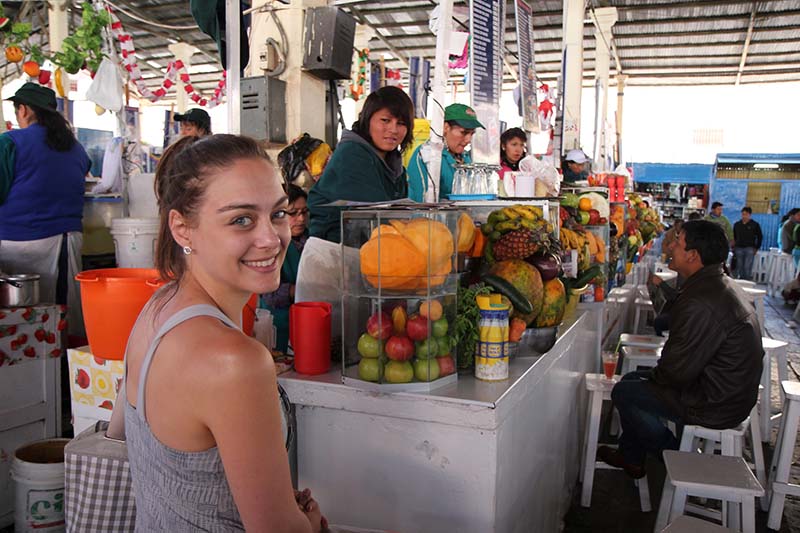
left=627, top=193, right=664, bottom=245
left=480, top=205, right=556, bottom=264
left=560, top=192, right=609, bottom=227
left=356, top=299, right=456, bottom=384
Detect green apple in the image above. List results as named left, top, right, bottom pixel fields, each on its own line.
left=415, top=337, right=439, bottom=359
left=437, top=335, right=453, bottom=356
left=384, top=360, right=413, bottom=383
left=357, top=332, right=382, bottom=358
left=414, top=358, right=440, bottom=382
left=431, top=317, right=448, bottom=338
left=579, top=211, right=590, bottom=225
left=358, top=358, right=383, bottom=382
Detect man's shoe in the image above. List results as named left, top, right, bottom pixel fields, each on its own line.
left=597, top=445, right=646, bottom=479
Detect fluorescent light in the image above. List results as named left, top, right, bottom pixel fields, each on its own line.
left=753, top=163, right=779, bottom=169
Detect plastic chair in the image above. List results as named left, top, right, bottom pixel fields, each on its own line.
left=766, top=381, right=800, bottom=530
left=767, top=252, right=795, bottom=297
left=620, top=345, right=661, bottom=375
left=759, top=338, right=789, bottom=442
left=752, top=251, right=770, bottom=284
left=660, top=515, right=735, bottom=532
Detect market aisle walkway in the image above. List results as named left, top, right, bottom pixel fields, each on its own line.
left=563, top=290, right=800, bottom=533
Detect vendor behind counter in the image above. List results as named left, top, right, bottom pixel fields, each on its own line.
left=308, top=86, right=414, bottom=243
left=0, top=83, right=91, bottom=336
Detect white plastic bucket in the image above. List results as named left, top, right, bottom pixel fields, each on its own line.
left=11, top=439, right=70, bottom=533
left=110, top=217, right=160, bottom=268
left=127, top=173, right=158, bottom=218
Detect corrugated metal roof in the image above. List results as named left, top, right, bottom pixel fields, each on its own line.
left=1, top=0, right=799, bottom=104
left=716, top=153, right=800, bottom=165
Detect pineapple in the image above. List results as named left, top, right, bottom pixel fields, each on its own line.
left=493, top=229, right=542, bottom=261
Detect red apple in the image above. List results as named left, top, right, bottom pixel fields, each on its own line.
left=366, top=311, right=392, bottom=340
left=436, top=355, right=456, bottom=376
left=406, top=313, right=430, bottom=341
left=385, top=335, right=414, bottom=361
left=588, top=209, right=600, bottom=225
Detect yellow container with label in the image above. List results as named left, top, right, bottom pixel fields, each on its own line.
left=475, top=294, right=510, bottom=381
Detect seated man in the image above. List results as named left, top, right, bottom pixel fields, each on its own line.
left=599, top=220, right=763, bottom=478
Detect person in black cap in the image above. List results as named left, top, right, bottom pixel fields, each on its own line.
left=0, top=82, right=91, bottom=336
left=174, top=108, right=211, bottom=137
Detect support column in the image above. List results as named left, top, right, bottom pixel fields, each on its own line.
left=615, top=73, right=627, bottom=166
left=560, top=0, right=586, bottom=153
left=168, top=43, right=198, bottom=113
left=247, top=0, right=327, bottom=141
left=425, top=0, right=453, bottom=202
left=591, top=7, right=617, bottom=171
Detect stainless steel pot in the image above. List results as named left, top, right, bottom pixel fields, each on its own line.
left=0, top=273, right=41, bottom=307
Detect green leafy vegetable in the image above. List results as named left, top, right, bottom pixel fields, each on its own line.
left=454, top=283, right=491, bottom=371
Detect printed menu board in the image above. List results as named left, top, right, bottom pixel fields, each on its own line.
left=469, top=0, right=503, bottom=164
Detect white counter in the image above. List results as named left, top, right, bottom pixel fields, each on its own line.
left=279, top=307, right=602, bottom=533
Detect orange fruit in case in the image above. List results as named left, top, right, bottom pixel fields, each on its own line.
left=578, top=197, right=593, bottom=211
left=419, top=299, right=443, bottom=321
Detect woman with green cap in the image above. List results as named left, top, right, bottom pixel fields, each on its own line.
left=0, top=82, right=91, bottom=335
left=406, top=103, right=484, bottom=202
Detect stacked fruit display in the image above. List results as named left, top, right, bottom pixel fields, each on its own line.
left=559, top=192, right=609, bottom=227
left=356, top=299, right=456, bottom=384
left=626, top=193, right=664, bottom=245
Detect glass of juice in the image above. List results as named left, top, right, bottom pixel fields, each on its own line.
left=602, top=351, right=618, bottom=380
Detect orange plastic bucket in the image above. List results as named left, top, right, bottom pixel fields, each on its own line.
left=76, top=269, right=164, bottom=360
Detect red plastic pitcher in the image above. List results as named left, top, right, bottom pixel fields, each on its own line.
left=289, top=302, right=332, bottom=375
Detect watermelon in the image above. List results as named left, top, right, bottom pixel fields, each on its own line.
left=535, top=278, right=566, bottom=327
left=488, top=259, right=543, bottom=325
left=0, top=18, right=10, bottom=31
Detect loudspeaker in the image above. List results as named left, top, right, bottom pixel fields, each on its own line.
left=302, top=7, right=356, bottom=80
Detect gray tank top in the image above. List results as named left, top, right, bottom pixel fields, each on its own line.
left=124, top=304, right=244, bottom=532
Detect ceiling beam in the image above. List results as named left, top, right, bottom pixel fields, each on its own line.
left=735, top=2, right=758, bottom=86
left=349, top=5, right=410, bottom=68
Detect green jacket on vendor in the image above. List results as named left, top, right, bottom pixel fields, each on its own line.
left=704, top=212, right=734, bottom=241
left=406, top=144, right=472, bottom=202
left=308, top=129, right=407, bottom=243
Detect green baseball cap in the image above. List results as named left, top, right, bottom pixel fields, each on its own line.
left=7, top=82, right=57, bottom=110
left=444, top=103, right=485, bottom=129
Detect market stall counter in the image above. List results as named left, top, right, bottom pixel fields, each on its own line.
left=278, top=306, right=601, bottom=533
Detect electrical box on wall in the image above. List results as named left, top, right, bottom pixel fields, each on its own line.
left=302, top=7, right=356, bottom=80
left=240, top=76, right=287, bottom=144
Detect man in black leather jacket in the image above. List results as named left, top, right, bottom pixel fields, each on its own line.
left=599, top=221, right=763, bottom=478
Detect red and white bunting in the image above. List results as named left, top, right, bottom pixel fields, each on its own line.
left=105, top=4, right=226, bottom=107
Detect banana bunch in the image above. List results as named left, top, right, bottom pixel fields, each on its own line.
left=559, top=228, right=584, bottom=251
left=482, top=205, right=552, bottom=239
left=561, top=228, right=607, bottom=268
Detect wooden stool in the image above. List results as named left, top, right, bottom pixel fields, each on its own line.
left=619, top=333, right=666, bottom=350
left=620, top=345, right=661, bottom=375
left=766, top=380, right=800, bottom=530
left=580, top=374, right=651, bottom=512
left=741, top=287, right=766, bottom=335
left=655, top=451, right=763, bottom=533
left=760, top=338, right=789, bottom=442
left=677, top=405, right=767, bottom=517
left=660, top=515, right=736, bottom=532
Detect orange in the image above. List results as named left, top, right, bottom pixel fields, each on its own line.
left=419, top=299, right=443, bottom=321
left=578, top=197, right=593, bottom=212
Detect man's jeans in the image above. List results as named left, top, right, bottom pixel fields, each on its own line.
left=611, top=371, right=682, bottom=466
left=734, top=246, right=756, bottom=280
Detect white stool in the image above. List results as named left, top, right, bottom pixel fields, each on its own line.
left=767, top=252, right=795, bottom=297
left=678, top=405, right=767, bottom=515
left=633, top=297, right=655, bottom=334
left=741, top=287, right=766, bottom=335
left=752, top=250, right=770, bottom=284
left=660, top=514, right=736, bottom=532
left=760, top=338, right=789, bottom=442
left=655, top=451, right=763, bottom=533
left=620, top=345, right=661, bottom=375
left=619, top=333, right=666, bottom=350
left=766, top=380, right=800, bottom=530
left=580, top=374, right=651, bottom=512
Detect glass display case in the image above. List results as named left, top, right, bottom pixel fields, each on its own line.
left=340, top=207, right=463, bottom=392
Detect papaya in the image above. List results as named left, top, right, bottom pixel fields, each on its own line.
left=487, top=259, right=543, bottom=325
left=457, top=212, right=477, bottom=253
left=535, top=278, right=566, bottom=327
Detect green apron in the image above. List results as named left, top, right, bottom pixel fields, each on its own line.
left=267, top=241, right=301, bottom=353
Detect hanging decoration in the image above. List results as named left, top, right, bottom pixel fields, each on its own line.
left=349, top=48, right=368, bottom=100
left=448, top=37, right=469, bottom=70
left=385, top=68, right=402, bottom=89
left=103, top=3, right=226, bottom=107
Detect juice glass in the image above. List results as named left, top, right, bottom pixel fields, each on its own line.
left=602, top=351, right=618, bottom=380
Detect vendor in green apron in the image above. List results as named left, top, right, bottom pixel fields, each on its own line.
left=260, top=185, right=308, bottom=352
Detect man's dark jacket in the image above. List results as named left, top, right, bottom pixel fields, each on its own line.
left=649, top=264, right=763, bottom=428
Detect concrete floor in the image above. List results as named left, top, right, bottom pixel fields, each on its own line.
left=563, top=289, right=800, bottom=533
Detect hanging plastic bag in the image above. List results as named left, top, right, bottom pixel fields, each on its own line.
left=86, top=57, right=124, bottom=112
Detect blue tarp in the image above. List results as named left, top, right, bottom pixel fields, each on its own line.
left=632, top=163, right=713, bottom=185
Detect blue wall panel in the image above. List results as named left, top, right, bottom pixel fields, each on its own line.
left=710, top=180, right=748, bottom=221
left=753, top=214, right=778, bottom=250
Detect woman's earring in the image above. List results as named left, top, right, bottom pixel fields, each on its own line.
left=183, top=245, right=192, bottom=255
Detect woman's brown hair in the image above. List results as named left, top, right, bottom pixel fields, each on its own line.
left=352, top=86, right=415, bottom=152
left=153, top=134, right=277, bottom=282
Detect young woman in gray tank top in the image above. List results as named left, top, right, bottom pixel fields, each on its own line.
left=110, top=134, right=325, bottom=532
